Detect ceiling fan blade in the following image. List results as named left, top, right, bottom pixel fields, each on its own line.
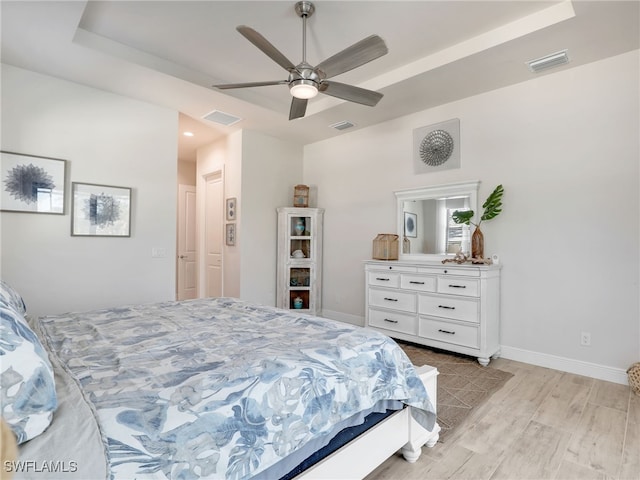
left=315, top=35, right=388, bottom=79
left=237, top=25, right=296, bottom=72
left=319, top=81, right=383, bottom=107
left=213, top=80, right=288, bottom=89
left=289, top=97, right=308, bottom=120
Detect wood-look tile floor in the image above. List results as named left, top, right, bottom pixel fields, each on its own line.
left=367, top=358, right=640, bottom=480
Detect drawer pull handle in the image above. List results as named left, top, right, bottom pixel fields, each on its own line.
left=410, top=281, right=425, bottom=285
left=449, top=284, right=466, bottom=289
left=438, top=328, right=456, bottom=335
left=376, top=277, right=390, bottom=281
left=383, top=297, right=398, bottom=302
left=438, top=305, right=455, bottom=310
left=384, top=318, right=399, bottom=324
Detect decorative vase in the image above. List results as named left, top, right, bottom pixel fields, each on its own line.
left=471, top=226, right=484, bottom=259
left=293, top=297, right=303, bottom=309
left=294, top=220, right=305, bottom=236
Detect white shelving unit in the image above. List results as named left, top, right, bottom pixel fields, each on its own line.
left=276, top=207, right=324, bottom=315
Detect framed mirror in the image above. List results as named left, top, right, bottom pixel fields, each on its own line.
left=395, top=181, right=479, bottom=261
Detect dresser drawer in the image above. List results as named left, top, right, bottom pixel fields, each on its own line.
left=418, top=266, right=481, bottom=277
left=368, top=271, right=401, bottom=288
left=437, top=277, right=479, bottom=297
left=401, top=274, right=436, bottom=292
left=418, top=294, right=478, bottom=322
left=369, top=308, right=417, bottom=335
left=419, top=317, right=479, bottom=348
left=367, top=264, right=417, bottom=273
left=369, top=288, right=416, bottom=313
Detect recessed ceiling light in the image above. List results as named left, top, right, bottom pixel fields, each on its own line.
left=183, top=131, right=194, bottom=137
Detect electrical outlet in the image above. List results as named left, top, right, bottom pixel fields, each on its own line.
left=581, top=331, right=591, bottom=346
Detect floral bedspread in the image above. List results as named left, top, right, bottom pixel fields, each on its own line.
left=37, top=297, right=435, bottom=479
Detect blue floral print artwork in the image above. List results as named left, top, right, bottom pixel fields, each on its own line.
left=84, top=192, right=121, bottom=226
left=4, top=163, right=55, bottom=204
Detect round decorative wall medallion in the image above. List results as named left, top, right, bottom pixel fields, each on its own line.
left=419, top=129, right=454, bottom=166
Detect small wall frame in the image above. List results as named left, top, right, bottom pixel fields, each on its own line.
left=404, top=211, right=418, bottom=238
left=71, top=182, right=131, bottom=237
left=225, top=223, right=236, bottom=246
left=226, top=197, right=237, bottom=221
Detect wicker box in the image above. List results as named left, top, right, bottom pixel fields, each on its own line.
left=372, top=234, right=399, bottom=260
left=293, top=185, right=309, bottom=208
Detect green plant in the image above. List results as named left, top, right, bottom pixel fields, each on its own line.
left=452, top=184, right=504, bottom=227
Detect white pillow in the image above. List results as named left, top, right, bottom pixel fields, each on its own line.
left=0, top=280, right=26, bottom=314
left=1, top=304, right=57, bottom=444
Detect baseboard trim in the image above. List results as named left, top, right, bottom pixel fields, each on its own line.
left=500, top=345, right=629, bottom=386
left=322, top=310, right=364, bottom=327
left=321, top=312, right=629, bottom=386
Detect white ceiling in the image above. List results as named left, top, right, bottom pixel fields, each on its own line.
left=1, top=1, right=638, bottom=161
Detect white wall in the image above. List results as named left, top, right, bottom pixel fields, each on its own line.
left=178, top=160, right=196, bottom=186
left=304, top=51, right=639, bottom=382
left=196, top=130, right=302, bottom=305
left=1, top=65, right=178, bottom=316
left=240, top=130, right=303, bottom=305
left=197, top=134, right=238, bottom=297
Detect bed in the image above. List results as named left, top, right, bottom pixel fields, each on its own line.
left=1, top=282, right=440, bottom=480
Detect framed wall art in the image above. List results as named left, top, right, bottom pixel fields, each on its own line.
left=413, top=118, right=461, bottom=174
left=71, top=182, right=131, bottom=237
left=404, top=211, right=417, bottom=238
left=226, top=197, right=237, bottom=221
left=0, top=151, right=67, bottom=214
left=225, top=223, right=236, bottom=246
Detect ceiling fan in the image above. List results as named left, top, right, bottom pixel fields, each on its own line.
left=212, top=1, right=388, bottom=120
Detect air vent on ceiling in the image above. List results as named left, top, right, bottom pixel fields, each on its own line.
left=203, top=110, right=242, bottom=126
left=526, top=49, right=569, bottom=73
left=330, top=120, right=355, bottom=131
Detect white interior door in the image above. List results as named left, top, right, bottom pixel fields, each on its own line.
left=177, top=184, right=197, bottom=300
left=204, top=171, right=223, bottom=298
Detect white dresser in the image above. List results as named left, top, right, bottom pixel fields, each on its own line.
left=365, top=260, right=501, bottom=366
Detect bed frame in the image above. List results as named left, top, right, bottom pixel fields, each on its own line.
left=297, top=365, right=441, bottom=479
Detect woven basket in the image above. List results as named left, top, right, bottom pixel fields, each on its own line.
left=372, top=234, right=399, bottom=260
left=628, top=362, right=640, bottom=396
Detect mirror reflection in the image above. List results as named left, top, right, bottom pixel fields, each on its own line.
left=402, top=197, right=471, bottom=255
left=395, top=181, right=479, bottom=259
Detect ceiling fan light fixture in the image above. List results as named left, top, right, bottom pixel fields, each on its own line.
left=214, top=2, right=388, bottom=119
left=290, top=79, right=318, bottom=99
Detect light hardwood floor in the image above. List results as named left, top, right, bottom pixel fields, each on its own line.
left=367, top=358, right=640, bottom=480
